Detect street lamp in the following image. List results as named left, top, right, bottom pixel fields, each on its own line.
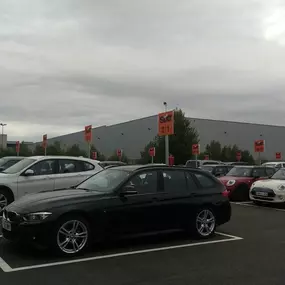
left=0, top=123, right=7, bottom=149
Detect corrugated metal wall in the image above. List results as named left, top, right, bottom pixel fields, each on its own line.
left=37, top=115, right=285, bottom=160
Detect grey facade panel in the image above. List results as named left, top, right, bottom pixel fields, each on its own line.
left=37, top=115, right=285, bottom=160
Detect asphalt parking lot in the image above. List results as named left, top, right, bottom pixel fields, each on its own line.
left=1, top=203, right=285, bottom=285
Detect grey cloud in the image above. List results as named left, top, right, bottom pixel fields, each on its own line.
left=0, top=0, right=285, bottom=141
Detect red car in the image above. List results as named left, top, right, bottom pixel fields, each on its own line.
left=219, top=166, right=276, bottom=201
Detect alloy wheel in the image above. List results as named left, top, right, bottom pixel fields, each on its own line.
left=56, top=220, right=89, bottom=254
left=196, top=209, right=215, bottom=237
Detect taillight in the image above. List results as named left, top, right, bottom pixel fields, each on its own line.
left=222, top=189, right=229, bottom=197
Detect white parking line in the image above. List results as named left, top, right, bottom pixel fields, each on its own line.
left=0, top=257, right=12, bottom=272
left=0, top=232, right=242, bottom=273
left=232, top=202, right=285, bottom=212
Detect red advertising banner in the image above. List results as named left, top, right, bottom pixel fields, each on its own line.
left=254, top=140, right=265, bottom=153
left=148, top=147, right=156, bottom=157
left=92, top=151, right=97, bottom=160
left=169, top=154, right=175, bottom=166
left=117, top=149, right=122, bottom=158
left=236, top=151, right=242, bottom=161
left=15, top=141, right=20, bottom=154
left=158, top=111, right=174, bottom=136
left=192, top=144, right=200, bottom=155
left=42, top=134, right=47, bottom=149
left=276, top=152, right=282, bottom=160
left=84, top=125, right=92, bottom=142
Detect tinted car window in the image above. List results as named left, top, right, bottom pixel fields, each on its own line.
left=83, top=162, right=95, bottom=171
left=29, top=159, right=57, bottom=175
left=58, top=160, right=94, bottom=173
left=252, top=168, right=267, bottom=177
left=185, top=172, right=199, bottom=191
left=162, top=170, right=188, bottom=193
left=194, top=173, right=216, bottom=188
left=126, top=171, right=158, bottom=194
left=215, top=166, right=225, bottom=174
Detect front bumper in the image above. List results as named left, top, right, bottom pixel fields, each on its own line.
left=2, top=218, right=53, bottom=245
left=250, top=187, right=285, bottom=203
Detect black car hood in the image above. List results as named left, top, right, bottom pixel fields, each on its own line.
left=6, top=188, right=109, bottom=213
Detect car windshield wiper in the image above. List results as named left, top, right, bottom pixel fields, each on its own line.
left=76, top=187, right=91, bottom=191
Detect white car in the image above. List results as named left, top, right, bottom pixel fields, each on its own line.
left=0, top=156, right=103, bottom=210
left=262, top=162, right=285, bottom=169
left=249, top=168, right=285, bottom=204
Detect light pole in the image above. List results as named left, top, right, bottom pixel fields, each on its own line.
left=163, top=102, right=169, bottom=165
left=0, top=123, right=7, bottom=150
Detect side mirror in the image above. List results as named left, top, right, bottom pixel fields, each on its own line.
left=24, top=169, right=35, bottom=176
left=120, top=185, right=138, bottom=196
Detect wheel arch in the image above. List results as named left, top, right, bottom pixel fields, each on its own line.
left=57, top=210, right=93, bottom=224
left=0, top=185, right=15, bottom=202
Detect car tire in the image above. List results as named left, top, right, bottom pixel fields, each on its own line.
left=0, top=188, right=13, bottom=210
left=50, top=214, right=91, bottom=257
left=192, top=207, right=216, bottom=239
left=231, top=185, right=249, bottom=202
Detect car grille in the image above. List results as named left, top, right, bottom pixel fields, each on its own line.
left=3, top=210, right=22, bottom=223
left=251, top=187, right=276, bottom=200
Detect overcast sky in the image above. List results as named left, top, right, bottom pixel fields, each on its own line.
left=1, top=0, right=285, bottom=141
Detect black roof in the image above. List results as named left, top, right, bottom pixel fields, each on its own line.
left=101, top=161, right=127, bottom=164
left=109, top=164, right=214, bottom=173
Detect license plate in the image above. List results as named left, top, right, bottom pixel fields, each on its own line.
left=2, top=218, right=11, bottom=231
left=255, top=191, right=268, bottom=197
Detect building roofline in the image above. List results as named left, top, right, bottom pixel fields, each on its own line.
left=188, top=116, right=285, bottom=128
left=34, top=113, right=285, bottom=144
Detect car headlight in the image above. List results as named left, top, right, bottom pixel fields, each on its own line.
left=22, top=212, right=52, bottom=223
left=226, top=180, right=236, bottom=186
left=277, top=185, right=285, bottom=191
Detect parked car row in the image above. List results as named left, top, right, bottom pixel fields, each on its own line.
left=1, top=164, right=232, bottom=257
left=219, top=165, right=276, bottom=201
left=0, top=156, right=131, bottom=210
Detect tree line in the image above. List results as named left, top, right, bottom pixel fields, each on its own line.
left=0, top=109, right=256, bottom=164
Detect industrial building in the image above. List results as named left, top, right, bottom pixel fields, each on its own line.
left=37, top=114, right=285, bottom=161
left=0, top=136, right=34, bottom=150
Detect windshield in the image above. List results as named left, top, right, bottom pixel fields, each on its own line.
left=271, top=169, right=285, bottom=180
left=77, top=169, right=131, bottom=192
left=2, top=158, right=36, bottom=174
left=0, top=158, right=9, bottom=167
left=226, top=167, right=253, bottom=177
left=201, top=166, right=214, bottom=172
left=185, top=160, right=200, bottom=168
